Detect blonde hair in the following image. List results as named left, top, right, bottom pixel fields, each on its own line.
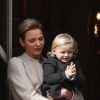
left=51, top=33, right=78, bottom=54
left=18, top=18, right=43, bottom=39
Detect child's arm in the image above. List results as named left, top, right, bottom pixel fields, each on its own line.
left=43, top=60, right=67, bottom=84
left=68, top=60, right=86, bottom=87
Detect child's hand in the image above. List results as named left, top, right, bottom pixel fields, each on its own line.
left=66, top=62, right=76, bottom=78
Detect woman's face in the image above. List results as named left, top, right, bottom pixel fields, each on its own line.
left=20, top=28, right=45, bottom=59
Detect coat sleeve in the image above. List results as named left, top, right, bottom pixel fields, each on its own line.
left=8, top=57, right=47, bottom=100
left=43, top=60, right=66, bottom=84
left=72, top=60, right=86, bottom=88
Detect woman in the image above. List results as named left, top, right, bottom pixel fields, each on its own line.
left=0, top=45, right=8, bottom=100
left=7, top=18, right=51, bottom=100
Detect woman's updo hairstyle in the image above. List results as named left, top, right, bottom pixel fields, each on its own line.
left=18, top=18, right=43, bottom=39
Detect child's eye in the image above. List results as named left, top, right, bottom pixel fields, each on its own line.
left=68, top=51, right=73, bottom=54
left=61, top=51, right=66, bottom=54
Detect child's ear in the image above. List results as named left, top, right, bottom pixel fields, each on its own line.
left=19, top=38, right=25, bottom=47
left=51, top=49, right=56, bottom=55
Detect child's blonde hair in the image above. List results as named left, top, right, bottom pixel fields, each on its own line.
left=51, top=33, right=78, bottom=54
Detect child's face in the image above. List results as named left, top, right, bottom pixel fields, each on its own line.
left=52, top=44, right=74, bottom=63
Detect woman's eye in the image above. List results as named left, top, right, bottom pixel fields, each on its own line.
left=39, top=37, right=44, bottom=41
left=29, top=39, right=35, bottom=43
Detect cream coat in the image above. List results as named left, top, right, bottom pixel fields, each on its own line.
left=8, top=53, right=48, bottom=100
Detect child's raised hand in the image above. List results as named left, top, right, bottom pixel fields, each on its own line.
left=66, top=62, right=76, bottom=78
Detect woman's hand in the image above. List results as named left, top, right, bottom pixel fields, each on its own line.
left=61, top=88, right=74, bottom=100
left=46, top=91, right=54, bottom=100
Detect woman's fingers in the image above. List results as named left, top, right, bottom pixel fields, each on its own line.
left=46, top=91, right=54, bottom=100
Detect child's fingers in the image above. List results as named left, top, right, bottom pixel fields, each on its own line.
left=67, top=62, right=73, bottom=69
left=72, top=69, right=76, bottom=73
left=70, top=62, right=76, bottom=68
left=70, top=62, right=73, bottom=66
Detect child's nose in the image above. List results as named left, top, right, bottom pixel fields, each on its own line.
left=64, top=53, right=69, bottom=56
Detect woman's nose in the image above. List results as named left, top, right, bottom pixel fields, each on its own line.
left=36, top=40, right=41, bottom=46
